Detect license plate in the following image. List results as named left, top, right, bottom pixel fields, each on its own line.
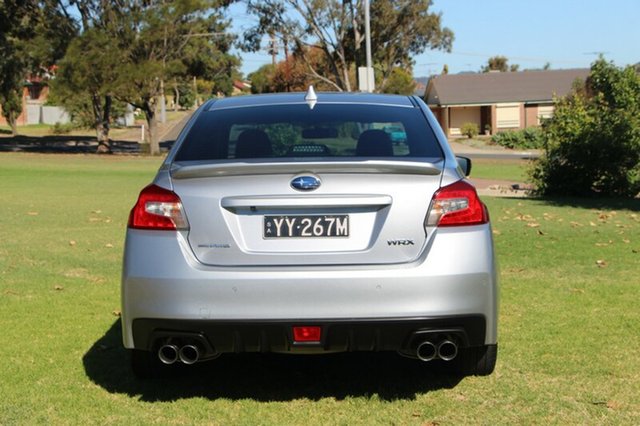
left=264, top=215, right=349, bottom=238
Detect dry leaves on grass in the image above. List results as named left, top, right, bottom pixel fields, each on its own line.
left=595, top=240, right=613, bottom=247
left=595, top=260, right=608, bottom=268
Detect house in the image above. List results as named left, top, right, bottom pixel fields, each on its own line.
left=424, top=68, right=590, bottom=137
left=0, top=77, right=49, bottom=127
left=0, top=70, right=69, bottom=127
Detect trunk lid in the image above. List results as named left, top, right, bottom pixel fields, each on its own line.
left=171, top=160, right=442, bottom=266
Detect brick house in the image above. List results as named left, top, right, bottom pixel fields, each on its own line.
left=0, top=77, right=50, bottom=127
left=424, top=68, right=590, bottom=137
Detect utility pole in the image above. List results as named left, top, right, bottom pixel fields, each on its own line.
left=358, top=0, right=375, bottom=92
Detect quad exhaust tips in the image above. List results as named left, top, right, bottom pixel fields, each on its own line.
left=157, top=343, right=201, bottom=365
left=416, top=340, right=458, bottom=362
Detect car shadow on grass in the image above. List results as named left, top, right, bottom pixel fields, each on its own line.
left=83, top=320, right=464, bottom=402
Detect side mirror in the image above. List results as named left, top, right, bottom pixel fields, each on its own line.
left=456, top=156, right=472, bottom=176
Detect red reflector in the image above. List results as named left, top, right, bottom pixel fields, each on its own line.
left=293, top=326, right=322, bottom=342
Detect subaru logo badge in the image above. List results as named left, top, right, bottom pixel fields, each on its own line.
left=291, top=175, right=321, bottom=191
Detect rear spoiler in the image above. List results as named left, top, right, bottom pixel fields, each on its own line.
left=171, top=159, right=443, bottom=179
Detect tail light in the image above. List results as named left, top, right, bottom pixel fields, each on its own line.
left=128, top=184, right=188, bottom=230
left=426, top=180, right=489, bottom=227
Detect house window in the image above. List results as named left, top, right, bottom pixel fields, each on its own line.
left=496, top=103, right=520, bottom=129
left=27, top=84, right=43, bottom=100
left=537, top=105, right=554, bottom=125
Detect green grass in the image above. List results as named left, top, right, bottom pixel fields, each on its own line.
left=470, top=158, right=530, bottom=182
left=1, top=152, right=639, bottom=424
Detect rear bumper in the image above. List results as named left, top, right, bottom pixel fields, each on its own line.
left=121, top=224, right=498, bottom=350
left=132, top=315, right=486, bottom=357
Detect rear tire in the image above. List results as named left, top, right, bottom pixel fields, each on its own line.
left=452, top=344, right=497, bottom=376
left=130, top=349, right=162, bottom=379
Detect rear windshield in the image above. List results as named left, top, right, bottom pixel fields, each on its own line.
left=174, top=103, right=443, bottom=162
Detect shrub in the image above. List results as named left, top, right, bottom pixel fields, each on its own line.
left=530, top=59, right=640, bottom=197
left=491, top=127, right=545, bottom=149
left=51, top=122, right=74, bottom=135
left=460, top=122, right=479, bottom=138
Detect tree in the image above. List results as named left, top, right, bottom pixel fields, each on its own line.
left=530, top=58, right=640, bottom=197
left=481, top=55, right=519, bottom=73
left=368, top=1, right=453, bottom=89
left=50, top=0, right=129, bottom=153
left=51, top=27, right=124, bottom=153
left=0, top=1, right=74, bottom=135
left=380, top=67, right=415, bottom=95
left=248, top=64, right=277, bottom=93
left=243, top=0, right=453, bottom=92
left=111, top=0, right=237, bottom=155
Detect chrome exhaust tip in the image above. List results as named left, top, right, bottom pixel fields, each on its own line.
left=416, top=341, right=437, bottom=362
left=179, top=344, right=200, bottom=365
left=158, top=344, right=179, bottom=365
left=437, top=340, right=458, bottom=361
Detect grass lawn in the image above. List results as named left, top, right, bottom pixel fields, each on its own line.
left=1, top=153, right=639, bottom=424
left=470, top=158, right=531, bottom=182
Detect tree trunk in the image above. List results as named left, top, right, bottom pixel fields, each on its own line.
left=96, top=95, right=112, bottom=154
left=173, top=83, right=179, bottom=111
left=144, top=100, right=160, bottom=155
left=9, top=113, right=18, bottom=136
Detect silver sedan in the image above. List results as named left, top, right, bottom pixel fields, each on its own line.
left=122, top=89, right=498, bottom=378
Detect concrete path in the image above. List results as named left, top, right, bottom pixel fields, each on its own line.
left=449, top=140, right=541, bottom=160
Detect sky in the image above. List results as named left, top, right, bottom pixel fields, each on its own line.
left=229, top=0, right=640, bottom=78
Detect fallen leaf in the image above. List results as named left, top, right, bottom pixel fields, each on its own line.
left=589, top=221, right=597, bottom=227
left=112, top=310, right=121, bottom=317
left=622, top=238, right=630, bottom=243
left=105, top=243, right=114, bottom=248
left=596, top=260, right=608, bottom=268
left=537, top=229, right=545, bottom=236
left=27, top=211, right=39, bottom=216
left=54, top=285, right=64, bottom=291
left=69, top=240, right=77, bottom=246
left=607, top=400, right=622, bottom=410
left=92, top=210, right=102, bottom=214
left=570, top=221, right=582, bottom=228
left=527, top=222, right=540, bottom=228
left=492, top=230, right=501, bottom=235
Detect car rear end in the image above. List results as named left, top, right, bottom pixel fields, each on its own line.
left=121, top=92, right=498, bottom=377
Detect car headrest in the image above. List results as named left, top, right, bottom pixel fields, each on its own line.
left=356, top=129, right=393, bottom=157
left=235, top=129, right=273, bottom=158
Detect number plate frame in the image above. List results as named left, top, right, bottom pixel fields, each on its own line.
left=263, top=215, right=350, bottom=238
